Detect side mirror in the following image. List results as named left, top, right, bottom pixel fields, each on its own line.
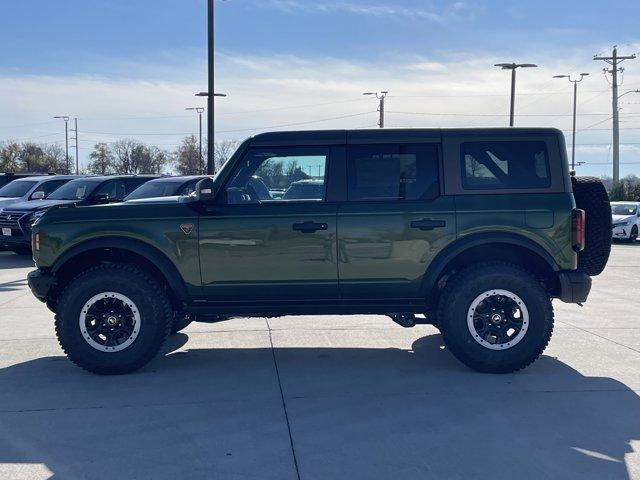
left=94, top=192, right=110, bottom=204
left=195, top=178, right=215, bottom=202
left=31, top=191, right=45, bottom=200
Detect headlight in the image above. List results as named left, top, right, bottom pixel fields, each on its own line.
left=29, top=210, right=47, bottom=227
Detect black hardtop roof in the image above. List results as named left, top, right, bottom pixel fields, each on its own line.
left=146, top=175, right=208, bottom=183
left=67, top=174, right=161, bottom=183
left=13, top=175, right=81, bottom=183
left=249, top=127, right=563, bottom=146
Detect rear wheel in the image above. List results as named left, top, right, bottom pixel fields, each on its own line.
left=55, top=264, right=172, bottom=375
left=630, top=226, right=638, bottom=243
left=437, top=262, right=554, bottom=373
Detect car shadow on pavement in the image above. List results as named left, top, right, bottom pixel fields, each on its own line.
left=0, top=333, right=638, bottom=480
left=0, top=278, right=27, bottom=292
left=0, top=253, right=33, bottom=270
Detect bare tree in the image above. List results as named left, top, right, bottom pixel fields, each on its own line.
left=174, top=135, right=202, bottom=175
left=87, top=143, right=115, bottom=175
left=18, top=142, right=67, bottom=173
left=0, top=141, right=21, bottom=172
left=214, top=139, right=241, bottom=171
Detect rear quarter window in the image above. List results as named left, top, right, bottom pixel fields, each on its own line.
left=461, top=141, right=551, bottom=190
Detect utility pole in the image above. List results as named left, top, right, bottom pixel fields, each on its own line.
left=70, top=117, right=79, bottom=174
left=553, top=73, right=589, bottom=171
left=594, top=47, right=636, bottom=184
left=363, top=91, right=389, bottom=128
left=186, top=107, right=205, bottom=173
left=494, top=63, right=538, bottom=126
left=53, top=116, right=70, bottom=173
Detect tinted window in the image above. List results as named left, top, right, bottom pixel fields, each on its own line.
left=32, top=179, right=70, bottom=198
left=96, top=180, right=126, bottom=200
left=612, top=204, right=638, bottom=215
left=124, top=178, right=152, bottom=195
left=177, top=180, right=199, bottom=196
left=48, top=179, right=101, bottom=200
left=225, top=148, right=328, bottom=204
left=0, top=180, right=37, bottom=198
left=347, top=144, right=439, bottom=201
left=461, top=141, right=550, bottom=190
left=125, top=180, right=181, bottom=200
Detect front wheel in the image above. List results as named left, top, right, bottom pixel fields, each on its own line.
left=55, top=264, right=172, bottom=375
left=437, top=262, right=554, bottom=373
left=629, top=226, right=638, bottom=243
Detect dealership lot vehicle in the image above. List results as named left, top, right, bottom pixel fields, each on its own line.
left=124, top=175, right=208, bottom=203
left=0, top=172, right=50, bottom=189
left=27, top=128, right=612, bottom=375
left=0, top=175, right=81, bottom=254
left=1, top=175, right=157, bottom=254
left=611, top=202, right=640, bottom=242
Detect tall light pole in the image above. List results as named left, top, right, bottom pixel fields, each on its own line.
left=363, top=91, right=389, bottom=128
left=494, top=63, right=538, bottom=126
left=53, top=116, right=70, bottom=173
left=69, top=117, right=79, bottom=174
left=195, top=92, right=227, bottom=174
left=186, top=107, right=205, bottom=174
left=553, top=73, right=589, bottom=171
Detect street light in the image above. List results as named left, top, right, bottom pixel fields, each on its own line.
left=186, top=107, right=206, bottom=174
left=195, top=92, right=227, bottom=174
left=363, top=91, right=389, bottom=128
left=494, top=63, right=538, bottom=126
left=553, top=73, right=589, bottom=171
left=53, top=116, right=70, bottom=173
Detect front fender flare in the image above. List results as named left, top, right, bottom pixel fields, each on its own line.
left=51, top=237, right=189, bottom=302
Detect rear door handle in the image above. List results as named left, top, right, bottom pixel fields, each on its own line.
left=293, top=221, right=328, bottom=233
left=410, top=218, right=446, bottom=231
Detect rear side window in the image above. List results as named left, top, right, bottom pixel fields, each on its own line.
left=461, top=141, right=550, bottom=190
left=347, top=144, right=439, bottom=201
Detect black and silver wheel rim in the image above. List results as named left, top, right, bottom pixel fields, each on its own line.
left=79, top=292, right=141, bottom=352
left=467, top=289, right=529, bottom=350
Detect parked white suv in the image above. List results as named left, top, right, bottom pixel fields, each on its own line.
left=611, top=202, right=640, bottom=242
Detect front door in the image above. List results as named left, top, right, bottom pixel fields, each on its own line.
left=338, top=142, right=456, bottom=300
left=199, top=146, right=339, bottom=301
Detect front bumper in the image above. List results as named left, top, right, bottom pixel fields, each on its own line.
left=612, top=225, right=631, bottom=239
left=557, top=270, right=592, bottom=303
left=27, top=269, right=54, bottom=302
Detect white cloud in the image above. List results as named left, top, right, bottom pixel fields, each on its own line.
left=1, top=47, right=639, bottom=177
left=255, top=1, right=476, bottom=23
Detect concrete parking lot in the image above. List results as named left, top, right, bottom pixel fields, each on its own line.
left=0, top=245, right=639, bottom=479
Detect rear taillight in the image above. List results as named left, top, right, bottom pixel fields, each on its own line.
left=572, top=209, right=585, bottom=252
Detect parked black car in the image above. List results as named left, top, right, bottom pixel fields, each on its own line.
left=0, top=175, right=157, bottom=254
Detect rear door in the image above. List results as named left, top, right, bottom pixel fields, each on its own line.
left=337, top=139, right=456, bottom=300
left=199, top=146, right=340, bottom=301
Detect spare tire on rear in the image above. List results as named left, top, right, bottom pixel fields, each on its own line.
left=571, top=176, right=611, bottom=276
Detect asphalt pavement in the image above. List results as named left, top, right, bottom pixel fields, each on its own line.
left=0, top=244, right=639, bottom=479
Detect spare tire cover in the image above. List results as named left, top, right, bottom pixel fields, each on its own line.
left=571, top=176, right=612, bottom=276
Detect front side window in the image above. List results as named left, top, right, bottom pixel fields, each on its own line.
left=347, top=144, right=439, bottom=201
left=32, top=179, right=69, bottom=198
left=225, top=148, right=328, bottom=204
left=461, top=141, right=550, bottom=190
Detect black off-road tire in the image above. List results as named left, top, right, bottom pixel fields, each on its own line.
left=437, top=262, right=554, bottom=374
left=629, top=226, right=638, bottom=244
left=171, top=314, right=193, bottom=334
left=571, top=176, right=612, bottom=276
left=55, top=263, right=172, bottom=375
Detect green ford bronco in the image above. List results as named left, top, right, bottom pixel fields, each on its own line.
left=27, top=128, right=612, bottom=375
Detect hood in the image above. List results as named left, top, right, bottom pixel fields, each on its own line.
left=612, top=215, right=636, bottom=224
left=3, top=199, right=77, bottom=213
left=0, top=197, right=22, bottom=207
left=124, top=195, right=182, bottom=204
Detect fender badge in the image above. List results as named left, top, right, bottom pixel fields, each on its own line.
left=180, top=223, right=194, bottom=235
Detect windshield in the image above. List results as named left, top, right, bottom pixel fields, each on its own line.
left=47, top=179, right=100, bottom=200
left=612, top=204, right=638, bottom=215
left=0, top=180, right=37, bottom=198
left=125, top=180, right=183, bottom=200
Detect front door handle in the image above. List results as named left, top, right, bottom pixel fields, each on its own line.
left=410, top=218, right=446, bottom=231
left=293, top=221, right=328, bottom=233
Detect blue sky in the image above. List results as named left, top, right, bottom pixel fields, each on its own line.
left=1, top=0, right=640, bottom=176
